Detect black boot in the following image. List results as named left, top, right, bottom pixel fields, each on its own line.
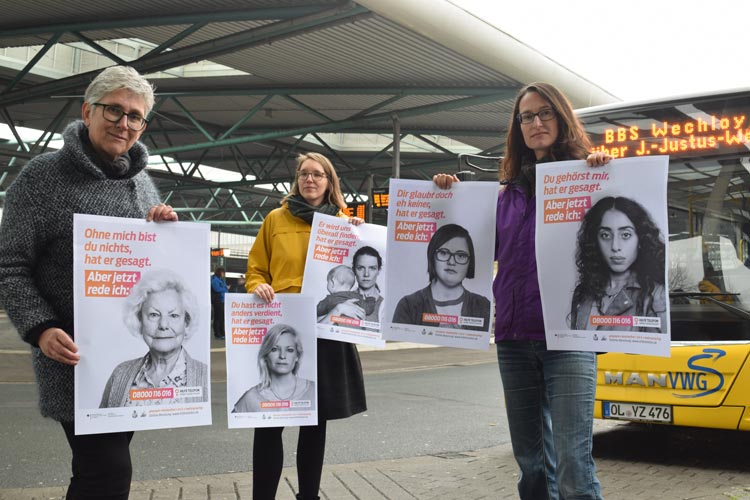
left=296, top=495, right=320, bottom=500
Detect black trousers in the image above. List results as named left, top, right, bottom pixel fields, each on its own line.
left=252, top=422, right=327, bottom=500
left=212, top=301, right=225, bottom=338
left=61, top=422, right=134, bottom=500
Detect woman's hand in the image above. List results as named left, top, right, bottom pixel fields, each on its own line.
left=586, top=151, right=612, bottom=167
left=349, top=216, right=365, bottom=226
left=433, top=173, right=459, bottom=189
left=146, top=203, right=178, bottom=222
left=254, top=283, right=275, bottom=302
left=326, top=298, right=365, bottom=321
left=39, top=328, right=80, bottom=366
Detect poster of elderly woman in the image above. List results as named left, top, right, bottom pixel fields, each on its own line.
left=535, top=156, right=671, bottom=356
left=225, top=293, right=318, bottom=428
left=382, top=178, right=496, bottom=350
left=73, top=214, right=211, bottom=434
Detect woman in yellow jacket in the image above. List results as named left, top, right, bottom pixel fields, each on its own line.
left=245, top=152, right=366, bottom=500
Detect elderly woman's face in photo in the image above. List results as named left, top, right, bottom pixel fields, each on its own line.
left=267, top=333, right=299, bottom=376
left=140, top=289, right=187, bottom=356
left=434, top=236, right=470, bottom=287
left=82, top=88, right=148, bottom=162
left=597, top=209, right=639, bottom=274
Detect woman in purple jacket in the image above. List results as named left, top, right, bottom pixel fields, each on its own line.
left=435, top=82, right=609, bottom=500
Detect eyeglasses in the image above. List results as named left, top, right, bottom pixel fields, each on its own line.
left=92, top=103, right=148, bottom=131
left=297, top=170, right=328, bottom=182
left=517, top=108, right=556, bottom=125
left=435, top=248, right=470, bottom=265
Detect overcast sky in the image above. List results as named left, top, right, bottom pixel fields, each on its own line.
left=451, top=0, right=750, bottom=102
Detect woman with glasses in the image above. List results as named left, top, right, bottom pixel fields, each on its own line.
left=433, top=83, right=609, bottom=500
left=0, top=66, right=176, bottom=499
left=392, top=223, right=490, bottom=331
left=245, top=152, right=366, bottom=500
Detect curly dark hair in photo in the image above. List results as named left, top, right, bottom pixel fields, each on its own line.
left=570, top=196, right=665, bottom=325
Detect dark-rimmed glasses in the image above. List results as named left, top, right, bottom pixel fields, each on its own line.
left=517, top=108, right=556, bottom=125
left=297, top=170, right=328, bottom=182
left=435, top=248, right=470, bottom=265
left=92, top=103, right=148, bottom=131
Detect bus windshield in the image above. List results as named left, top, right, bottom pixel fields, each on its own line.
left=578, top=90, right=750, bottom=342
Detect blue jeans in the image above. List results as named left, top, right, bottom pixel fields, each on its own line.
left=496, top=341, right=602, bottom=500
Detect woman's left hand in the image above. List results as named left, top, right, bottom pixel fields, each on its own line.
left=586, top=151, right=612, bottom=167
left=146, top=203, right=178, bottom=222
left=349, top=217, right=365, bottom=226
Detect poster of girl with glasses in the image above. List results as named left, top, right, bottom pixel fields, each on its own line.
left=383, top=179, right=496, bottom=349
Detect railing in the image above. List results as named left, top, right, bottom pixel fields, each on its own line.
left=455, top=153, right=501, bottom=181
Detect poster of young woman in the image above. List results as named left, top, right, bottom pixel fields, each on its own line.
left=301, top=213, right=387, bottom=347
left=535, top=156, right=671, bottom=356
left=72, top=214, right=211, bottom=435
left=225, top=293, right=318, bottom=428
left=383, top=178, right=496, bottom=350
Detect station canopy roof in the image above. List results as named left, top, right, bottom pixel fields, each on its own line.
left=0, top=0, right=618, bottom=231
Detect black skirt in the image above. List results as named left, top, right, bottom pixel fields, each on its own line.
left=316, top=338, right=367, bottom=420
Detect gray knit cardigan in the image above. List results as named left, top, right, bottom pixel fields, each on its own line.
left=0, top=120, right=161, bottom=422
left=99, top=349, right=209, bottom=408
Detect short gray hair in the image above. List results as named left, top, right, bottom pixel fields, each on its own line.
left=84, top=66, right=155, bottom=115
left=123, top=269, right=199, bottom=340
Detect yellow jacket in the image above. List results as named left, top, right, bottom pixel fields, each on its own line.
left=246, top=205, right=344, bottom=293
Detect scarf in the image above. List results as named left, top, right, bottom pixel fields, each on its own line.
left=81, top=126, right=132, bottom=178
left=513, top=155, right=550, bottom=199
left=287, top=194, right=340, bottom=224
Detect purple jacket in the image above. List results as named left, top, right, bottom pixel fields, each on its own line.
left=493, top=181, right=546, bottom=342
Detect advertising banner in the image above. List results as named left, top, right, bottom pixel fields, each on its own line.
left=226, top=294, right=318, bottom=428
left=536, top=156, right=671, bottom=356
left=302, top=213, right=387, bottom=347
left=383, top=179, right=496, bottom=350
left=73, top=214, right=211, bottom=434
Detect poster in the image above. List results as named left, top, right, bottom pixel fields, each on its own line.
left=536, top=156, right=671, bottom=356
left=383, top=178, right=496, bottom=350
left=301, top=213, right=387, bottom=347
left=73, top=214, right=211, bottom=435
left=225, top=293, right=318, bottom=428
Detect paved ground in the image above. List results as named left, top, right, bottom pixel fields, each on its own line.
left=2, top=311, right=750, bottom=499
left=3, top=427, right=750, bottom=500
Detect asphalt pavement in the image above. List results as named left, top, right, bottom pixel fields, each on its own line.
left=2, top=311, right=750, bottom=499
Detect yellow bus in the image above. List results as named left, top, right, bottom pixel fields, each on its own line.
left=578, top=89, right=750, bottom=430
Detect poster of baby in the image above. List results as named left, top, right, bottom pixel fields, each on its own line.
left=302, top=213, right=387, bottom=347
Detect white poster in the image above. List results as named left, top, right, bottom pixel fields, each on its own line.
left=225, top=293, right=318, bottom=428
left=383, top=179, right=496, bottom=350
left=536, top=156, right=671, bottom=356
left=73, top=214, right=211, bottom=435
left=302, top=213, right=387, bottom=347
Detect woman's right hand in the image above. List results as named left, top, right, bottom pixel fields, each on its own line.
left=39, top=328, right=80, bottom=365
left=254, top=283, right=275, bottom=303
left=433, top=173, right=459, bottom=189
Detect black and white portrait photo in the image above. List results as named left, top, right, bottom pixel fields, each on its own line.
left=392, top=223, right=491, bottom=331
left=100, top=269, right=209, bottom=408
